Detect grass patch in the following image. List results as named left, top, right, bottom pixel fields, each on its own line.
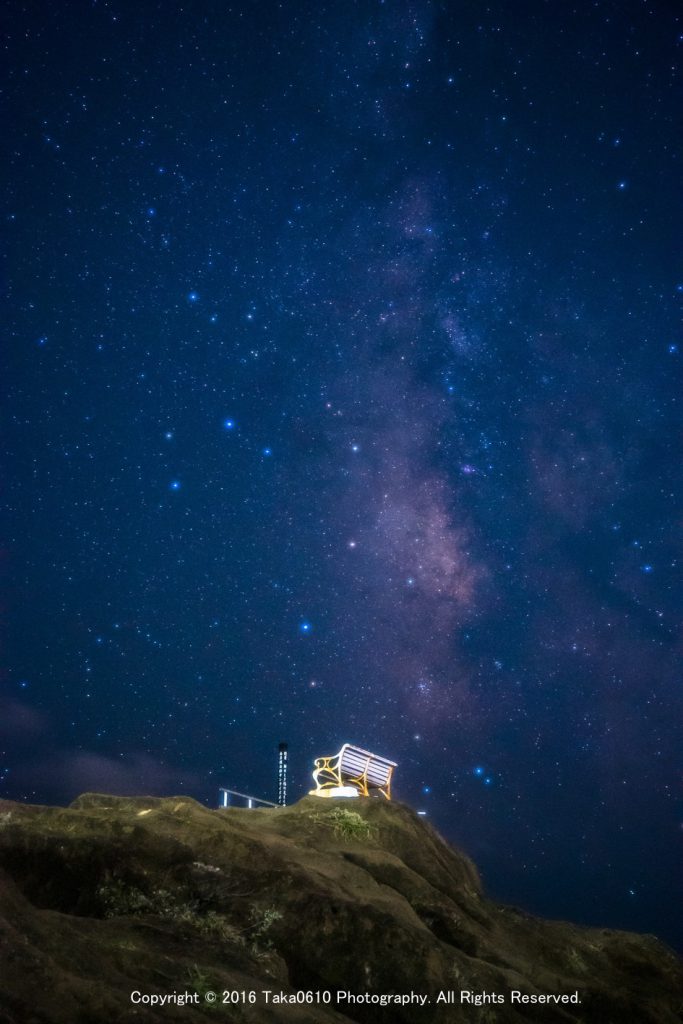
left=313, top=807, right=376, bottom=841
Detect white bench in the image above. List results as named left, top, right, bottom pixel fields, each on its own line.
left=309, top=743, right=397, bottom=800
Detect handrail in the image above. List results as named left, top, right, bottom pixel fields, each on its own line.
left=218, top=788, right=278, bottom=808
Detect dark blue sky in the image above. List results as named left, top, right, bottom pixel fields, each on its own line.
left=2, top=0, right=682, bottom=950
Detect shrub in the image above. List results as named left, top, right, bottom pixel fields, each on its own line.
left=96, top=880, right=240, bottom=945
left=328, top=807, right=375, bottom=841
left=246, top=905, right=283, bottom=954
left=97, top=880, right=152, bottom=917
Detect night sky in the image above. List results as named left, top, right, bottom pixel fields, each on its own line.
left=2, top=1, right=682, bottom=951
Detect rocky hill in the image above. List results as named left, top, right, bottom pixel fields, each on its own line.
left=0, top=793, right=680, bottom=1023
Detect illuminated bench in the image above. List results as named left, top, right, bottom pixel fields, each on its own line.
left=309, top=744, right=397, bottom=800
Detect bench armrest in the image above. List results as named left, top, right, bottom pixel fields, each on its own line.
left=311, top=753, right=343, bottom=791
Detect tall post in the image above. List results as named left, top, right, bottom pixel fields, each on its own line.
left=277, top=742, right=288, bottom=806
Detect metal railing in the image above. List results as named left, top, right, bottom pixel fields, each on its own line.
left=218, top=787, right=278, bottom=809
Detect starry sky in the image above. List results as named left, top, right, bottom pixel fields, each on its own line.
left=2, top=0, right=682, bottom=950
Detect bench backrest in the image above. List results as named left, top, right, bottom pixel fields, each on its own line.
left=339, top=744, right=397, bottom=787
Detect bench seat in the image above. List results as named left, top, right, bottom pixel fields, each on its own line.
left=309, top=743, right=397, bottom=800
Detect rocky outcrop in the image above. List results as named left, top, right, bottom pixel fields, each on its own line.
left=0, top=794, right=680, bottom=1022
